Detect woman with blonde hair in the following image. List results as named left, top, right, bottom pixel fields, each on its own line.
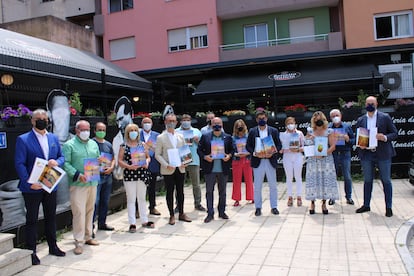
left=305, top=112, right=339, bottom=215
left=279, top=117, right=305, bottom=207
left=231, top=119, right=254, bottom=206
left=118, top=123, right=154, bottom=232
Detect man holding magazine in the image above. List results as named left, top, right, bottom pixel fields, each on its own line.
left=246, top=109, right=282, bottom=217
left=355, top=96, right=398, bottom=217
left=15, top=109, right=66, bottom=265
left=198, top=117, right=233, bottom=223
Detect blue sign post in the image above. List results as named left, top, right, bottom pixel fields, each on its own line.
left=0, top=132, right=6, bottom=149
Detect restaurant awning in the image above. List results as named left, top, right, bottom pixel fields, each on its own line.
left=0, top=28, right=152, bottom=92
left=193, top=64, right=382, bottom=95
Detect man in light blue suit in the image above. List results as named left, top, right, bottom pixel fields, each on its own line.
left=15, top=109, right=66, bottom=265
left=355, top=96, right=398, bottom=217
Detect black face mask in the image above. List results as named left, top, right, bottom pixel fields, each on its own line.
left=315, top=120, right=324, bottom=127
left=237, top=127, right=244, bottom=132
left=213, top=125, right=222, bottom=131
left=35, top=119, right=48, bottom=130
left=366, top=103, right=376, bottom=112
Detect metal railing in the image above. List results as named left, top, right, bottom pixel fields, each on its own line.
left=220, top=33, right=329, bottom=51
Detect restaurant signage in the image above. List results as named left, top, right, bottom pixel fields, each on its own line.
left=268, top=71, right=301, bottom=81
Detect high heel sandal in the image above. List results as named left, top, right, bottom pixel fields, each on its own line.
left=287, top=196, right=293, bottom=207
left=309, top=201, right=315, bottom=215
left=322, top=200, right=329, bottom=215
left=297, top=196, right=302, bottom=207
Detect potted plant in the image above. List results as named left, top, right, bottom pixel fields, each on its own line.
left=1, top=104, right=32, bottom=128
left=284, top=103, right=307, bottom=117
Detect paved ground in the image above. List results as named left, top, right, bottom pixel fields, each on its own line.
left=16, top=179, right=414, bottom=276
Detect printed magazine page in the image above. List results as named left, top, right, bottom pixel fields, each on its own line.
left=254, top=137, right=264, bottom=154
left=130, top=145, right=146, bottom=166
left=289, top=133, right=300, bottom=150
left=211, top=140, right=225, bottom=159
left=356, top=127, right=378, bottom=149
left=84, top=158, right=100, bottom=182
left=235, top=137, right=247, bottom=153
left=167, top=148, right=181, bottom=167
left=332, top=127, right=346, bottom=146
left=262, top=136, right=276, bottom=155
left=99, top=152, right=113, bottom=173
left=314, top=136, right=328, bottom=156
left=178, top=144, right=193, bottom=165
left=180, top=129, right=194, bottom=145
left=28, top=157, right=66, bottom=193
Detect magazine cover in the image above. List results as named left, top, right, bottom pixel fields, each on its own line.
left=314, top=136, right=328, bottom=156
left=289, top=133, right=300, bottom=150
left=180, top=129, right=194, bottom=145
left=235, top=137, right=247, bottom=153
left=262, top=136, right=276, bottom=155
left=178, top=144, right=193, bottom=165
left=84, top=158, right=100, bottom=182
left=303, top=137, right=315, bottom=157
left=99, top=152, right=113, bottom=173
left=332, top=127, right=346, bottom=146
left=28, top=157, right=66, bottom=193
left=254, top=137, right=264, bottom=154
left=130, top=145, right=146, bottom=166
left=356, top=127, right=378, bottom=148
left=211, top=140, right=225, bottom=159
left=145, top=137, right=156, bottom=152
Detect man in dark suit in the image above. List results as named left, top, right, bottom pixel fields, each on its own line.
left=355, top=96, right=398, bottom=217
left=198, top=117, right=234, bottom=223
left=246, top=110, right=282, bottom=216
left=15, top=109, right=66, bottom=265
left=140, top=117, right=161, bottom=215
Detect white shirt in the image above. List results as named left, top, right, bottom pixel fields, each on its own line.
left=143, top=130, right=151, bottom=142
left=259, top=125, right=268, bottom=139
left=367, top=110, right=377, bottom=130
left=167, top=131, right=178, bottom=148
left=33, top=129, right=49, bottom=159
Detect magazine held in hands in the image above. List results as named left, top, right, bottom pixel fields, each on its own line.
left=235, top=137, right=248, bottom=154
left=303, top=136, right=328, bottom=157
left=356, top=127, right=378, bottom=149
left=167, top=145, right=193, bottom=167
left=84, top=158, right=100, bottom=182
left=99, top=152, right=113, bottom=173
left=130, top=145, right=146, bottom=166
left=332, top=127, right=346, bottom=146
left=254, top=136, right=276, bottom=155
left=28, top=157, right=66, bottom=193
left=211, top=140, right=225, bottom=159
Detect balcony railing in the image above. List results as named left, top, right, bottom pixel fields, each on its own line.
left=220, top=34, right=329, bottom=51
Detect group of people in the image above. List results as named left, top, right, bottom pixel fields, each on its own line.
left=14, top=95, right=398, bottom=265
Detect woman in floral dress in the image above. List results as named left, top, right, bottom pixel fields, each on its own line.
left=305, top=111, right=339, bottom=214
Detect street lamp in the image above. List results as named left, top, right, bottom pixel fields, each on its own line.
left=1, top=73, right=14, bottom=107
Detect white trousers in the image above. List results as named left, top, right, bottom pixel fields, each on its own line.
left=123, top=180, right=148, bottom=225
left=282, top=152, right=303, bottom=197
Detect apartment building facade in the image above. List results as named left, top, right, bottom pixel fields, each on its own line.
left=99, top=0, right=414, bottom=114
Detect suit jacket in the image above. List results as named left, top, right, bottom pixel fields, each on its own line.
left=140, top=129, right=160, bottom=174
left=197, top=131, right=234, bottom=175
left=246, top=125, right=282, bottom=168
left=155, top=130, right=186, bottom=175
left=15, top=130, right=64, bottom=193
left=355, top=111, right=398, bottom=161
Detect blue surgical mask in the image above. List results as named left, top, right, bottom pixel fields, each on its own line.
left=129, top=131, right=138, bottom=140
left=181, top=121, right=191, bottom=129
left=366, top=103, right=376, bottom=112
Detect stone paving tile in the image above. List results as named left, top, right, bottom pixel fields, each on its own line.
left=15, top=179, right=413, bottom=275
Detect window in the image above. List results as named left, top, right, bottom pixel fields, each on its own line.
left=168, top=25, right=208, bottom=52
left=109, top=0, right=133, bottom=13
left=109, top=37, right=136, bottom=61
left=289, top=17, right=315, bottom=43
left=244, top=24, right=268, bottom=48
left=375, top=11, right=413, bottom=40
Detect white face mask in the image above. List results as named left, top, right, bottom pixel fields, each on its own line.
left=129, top=131, right=138, bottom=140
left=79, top=130, right=90, bottom=141
left=287, top=124, right=295, bottom=131
left=143, top=123, right=152, bottom=131
left=181, top=121, right=191, bottom=129
left=332, top=116, right=341, bottom=124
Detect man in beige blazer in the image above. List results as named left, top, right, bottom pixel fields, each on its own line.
left=155, top=113, right=192, bottom=225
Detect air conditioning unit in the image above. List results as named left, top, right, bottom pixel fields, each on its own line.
left=378, top=63, right=414, bottom=99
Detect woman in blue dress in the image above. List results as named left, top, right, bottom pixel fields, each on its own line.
left=305, top=111, right=339, bottom=215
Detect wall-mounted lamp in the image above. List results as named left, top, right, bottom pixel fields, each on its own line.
left=133, top=96, right=140, bottom=102
left=1, top=74, right=14, bottom=86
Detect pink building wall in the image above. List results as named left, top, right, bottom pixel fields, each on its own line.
left=343, top=0, right=414, bottom=49
left=101, top=0, right=221, bottom=72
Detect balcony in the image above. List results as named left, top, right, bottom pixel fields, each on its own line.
left=217, top=0, right=339, bottom=19
left=219, top=32, right=343, bottom=62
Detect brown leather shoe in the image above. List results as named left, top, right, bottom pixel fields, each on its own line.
left=168, top=216, right=175, bottom=225
left=85, top=239, right=99, bottom=246
left=150, top=208, right=161, bottom=215
left=178, top=213, right=192, bottom=222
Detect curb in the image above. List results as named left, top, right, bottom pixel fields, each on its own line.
left=396, top=217, right=414, bottom=276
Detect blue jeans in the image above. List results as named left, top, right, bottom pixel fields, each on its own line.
left=360, top=154, right=393, bottom=208
left=93, top=174, right=113, bottom=227
left=253, top=159, right=278, bottom=209
left=332, top=151, right=353, bottom=199
left=205, top=172, right=228, bottom=217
